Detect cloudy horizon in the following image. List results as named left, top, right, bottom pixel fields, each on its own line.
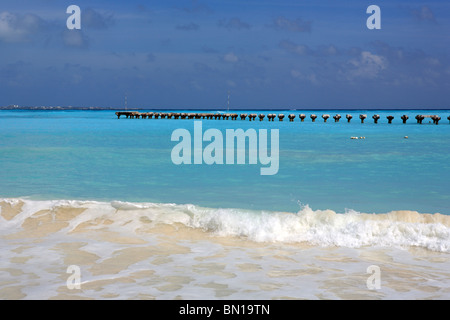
left=1, top=0, right=449, bottom=109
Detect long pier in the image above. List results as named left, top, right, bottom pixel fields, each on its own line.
left=115, top=112, right=449, bottom=124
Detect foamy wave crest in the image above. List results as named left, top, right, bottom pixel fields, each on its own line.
left=187, top=205, right=450, bottom=252
left=1, top=198, right=449, bottom=252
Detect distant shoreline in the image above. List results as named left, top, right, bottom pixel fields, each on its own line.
left=1, top=106, right=450, bottom=111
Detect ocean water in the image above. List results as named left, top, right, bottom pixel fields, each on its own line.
left=0, top=109, right=449, bottom=300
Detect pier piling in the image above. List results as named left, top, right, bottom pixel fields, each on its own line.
left=115, top=111, right=446, bottom=126
left=401, top=115, right=408, bottom=124
left=431, top=115, right=441, bottom=125
left=415, top=115, right=425, bottom=124
left=387, top=115, right=394, bottom=124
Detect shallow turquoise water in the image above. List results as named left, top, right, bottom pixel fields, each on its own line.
left=1, top=109, right=449, bottom=214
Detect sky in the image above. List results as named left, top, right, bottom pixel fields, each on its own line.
left=0, top=0, right=449, bottom=109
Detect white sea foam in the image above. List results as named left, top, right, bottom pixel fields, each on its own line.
left=1, top=198, right=450, bottom=300
left=1, top=198, right=449, bottom=252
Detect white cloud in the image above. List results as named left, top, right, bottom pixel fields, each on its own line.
left=62, top=29, right=89, bottom=48
left=269, top=16, right=312, bottom=32
left=412, top=6, right=437, bottom=24
left=0, top=11, right=45, bottom=42
left=291, top=69, right=319, bottom=85
left=224, top=52, right=238, bottom=63
left=218, top=17, right=251, bottom=31
left=226, top=80, right=236, bottom=87
left=347, top=51, right=387, bottom=80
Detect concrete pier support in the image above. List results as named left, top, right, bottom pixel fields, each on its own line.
left=386, top=115, right=394, bottom=124
left=431, top=115, right=441, bottom=125
left=415, top=115, right=425, bottom=124
left=115, top=111, right=446, bottom=126
left=401, top=115, right=408, bottom=124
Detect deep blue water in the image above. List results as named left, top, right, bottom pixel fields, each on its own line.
left=1, top=109, right=449, bottom=214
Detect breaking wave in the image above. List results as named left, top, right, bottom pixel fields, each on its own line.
left=1, top=198, right=449, bottom=252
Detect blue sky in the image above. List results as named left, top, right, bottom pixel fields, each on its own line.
left=1, top=0, right=449, bottom=109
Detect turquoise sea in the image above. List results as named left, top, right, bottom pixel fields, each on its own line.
left=0, top=109, right=449, bottom=300
left=1, top=109, right=449, bottom=214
